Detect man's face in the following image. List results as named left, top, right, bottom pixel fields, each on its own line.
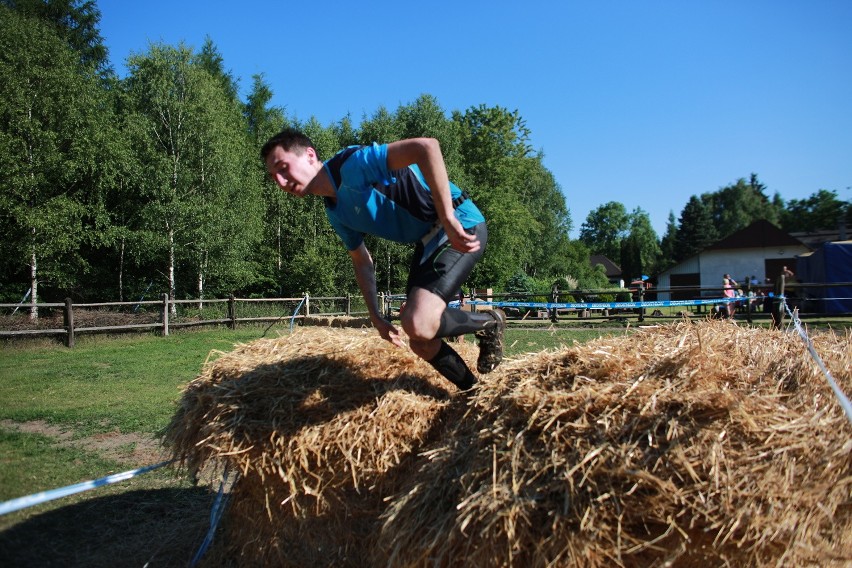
left=265, top=145, right=318, bottom=197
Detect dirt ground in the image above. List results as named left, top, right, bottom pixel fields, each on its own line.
left=0, top=419, right=165, bottom=466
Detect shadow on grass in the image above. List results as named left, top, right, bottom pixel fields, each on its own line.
left=0, top=486, right=216, bottom=568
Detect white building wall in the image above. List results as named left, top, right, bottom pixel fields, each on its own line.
left=657, top=256, right=700, bottom=300
left=657, top=244, right=808, bottom=301
left=700, top=248, right=766, bottom=287
left=670, top=256, right=701, bottom=274
left=700, top=245, right=808, bottom=287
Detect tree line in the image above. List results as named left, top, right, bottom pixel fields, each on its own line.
left=579, top=175, right=850, bottom=281
left=2, top=1, right=849, bottom=316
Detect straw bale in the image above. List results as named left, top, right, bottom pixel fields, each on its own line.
left=164, top=320, right=852, bottom=567
left=165, top=327, right=477, bottom=566
left=302, top=315, right=373, bottom=328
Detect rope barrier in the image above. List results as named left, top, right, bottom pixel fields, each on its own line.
left=290, top=295, right=308, bottom=332
left=190, top=466, right=237, bottom=567
left=261, top=295, right=309, bottom=337
left=0, top=459, right=175, bottom=516
left=456, top=297, right=741, bottom=311
left=781, top=298, right=852, bottom=427
left=0, top=455, right=238, bottom=563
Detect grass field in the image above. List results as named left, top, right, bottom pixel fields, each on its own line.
left=0, top=323, right=621, bottom=566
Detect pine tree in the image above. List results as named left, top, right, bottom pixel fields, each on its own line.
left=658, top=211, right=679, bottom=271
left=674, top=196, right=717, bottom=261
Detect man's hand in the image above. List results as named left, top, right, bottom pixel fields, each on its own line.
left=372, top=316, right=405, bottom=348
left=444, top=216, right=480, bottom=253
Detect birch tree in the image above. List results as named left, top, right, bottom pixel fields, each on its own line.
left=125, top=42, right=262, bottom=311
left=0, top=8, right=105, bottom=316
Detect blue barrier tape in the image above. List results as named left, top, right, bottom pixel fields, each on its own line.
left=0, top=459, right=174, bottom=516
left=460, top=297, right=740, bottom=311
left=190, top=466, right=236, bottom=567
left=782, top=299, right=852, bottom=427
left=289, top=295, right=308, bottom=332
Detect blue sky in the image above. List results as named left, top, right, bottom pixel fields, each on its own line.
left=98, top=0, right=851, bottom=238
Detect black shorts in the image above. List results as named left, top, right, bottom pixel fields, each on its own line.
left=406, top=222, right=487, bottom=303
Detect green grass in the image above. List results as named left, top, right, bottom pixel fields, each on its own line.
left=0, top=428, right=199, bottom=537
left=504, top=326, right=624, bottom=354
left=0, top=429, right=119, bottom=501
left=0, top=327, right=280, bottom=435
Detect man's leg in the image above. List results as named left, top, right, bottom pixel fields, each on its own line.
left=402, top=222, right=505, bottom=388
left=402, top=286, right=506, bottom=388
left=402, top=287, right=476, bottom=390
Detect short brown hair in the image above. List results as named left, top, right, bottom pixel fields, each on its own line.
left=260, top=128, right=318, bottom=161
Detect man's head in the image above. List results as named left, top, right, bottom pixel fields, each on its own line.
left=260, top=128, right=317, bottom=162
left=261, top=128, right=322, bottom=197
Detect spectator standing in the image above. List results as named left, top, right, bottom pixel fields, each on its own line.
left=723, top=274, right=738, bottom=318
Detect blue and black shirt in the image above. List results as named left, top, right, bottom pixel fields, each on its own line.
left=322, top=143, right=485, bottom=251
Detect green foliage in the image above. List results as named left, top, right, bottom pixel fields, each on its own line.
left=505, top=272, right=537, bottom=297
left=657, top=211, right=679, bottom=272
left=1, top=0, right=110, bottom=73
left=123, top=41, right=264, bottom=301
left=579, top=201, right=630, bottom=263
left=701, top=174, right=781, bottom=239
left=365, top=236, right=411, bottom=294
left=454, top=104, right=559, bottom=288
left=674, top=196, right=717, bottom=262
left=779, top=189, right=851, bottom=233
left=1, top=9, right=841, bottom=304
left=358, top=106, right=402, bottom=148
left=0, top=7, right=110, bottom=302
left=621, top=208, right=660, bottom=280
left=397, top=95, right=463, bottom=170
left=564, top=240, right=613, bottom=290
left=579, top=203, right=659, bottom=282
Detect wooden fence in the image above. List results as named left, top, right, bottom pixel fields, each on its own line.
left=2, top=280, right=850, bottom=347
left=476, top=279, right=852, bottom=327
left=0, top=293, right=373, bottom=347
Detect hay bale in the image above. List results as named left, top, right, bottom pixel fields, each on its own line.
left=165, top=327, right=477, bottom=566
left=302, top=315, right=373, bottom=328
left=164, top=321, right=852, bottom=567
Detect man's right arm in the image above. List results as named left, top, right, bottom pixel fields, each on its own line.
left=384, top=137, right=479, bottom=254
left=349, top=243, right=404, bottom=347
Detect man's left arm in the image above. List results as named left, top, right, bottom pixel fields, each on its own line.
left=385, top=138, right=480, bottom=253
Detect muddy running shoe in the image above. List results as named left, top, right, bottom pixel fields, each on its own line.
left=475, top=308, right=506, bottom=374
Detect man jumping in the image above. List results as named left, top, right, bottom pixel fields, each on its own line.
left=261, top=129, right=505, bottom=390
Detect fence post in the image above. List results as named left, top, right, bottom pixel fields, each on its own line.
left=64, top=298, right=75, bottom=348
left=550, top=284, right=559, bottom=323
left=772, top=275, right=786, bottom=329
left=380, top=292, right=387, bottom=318
left=162, top=293, right=170, bottom=336
left=304, top=292, right=310, bottom=317
left=638, top=285, right=645, bottom=322
left=228, top=295, right=236, bottom=329
left=746, top=279, right=753, bottom=324
left=345, top=293, right=351, bottom=317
